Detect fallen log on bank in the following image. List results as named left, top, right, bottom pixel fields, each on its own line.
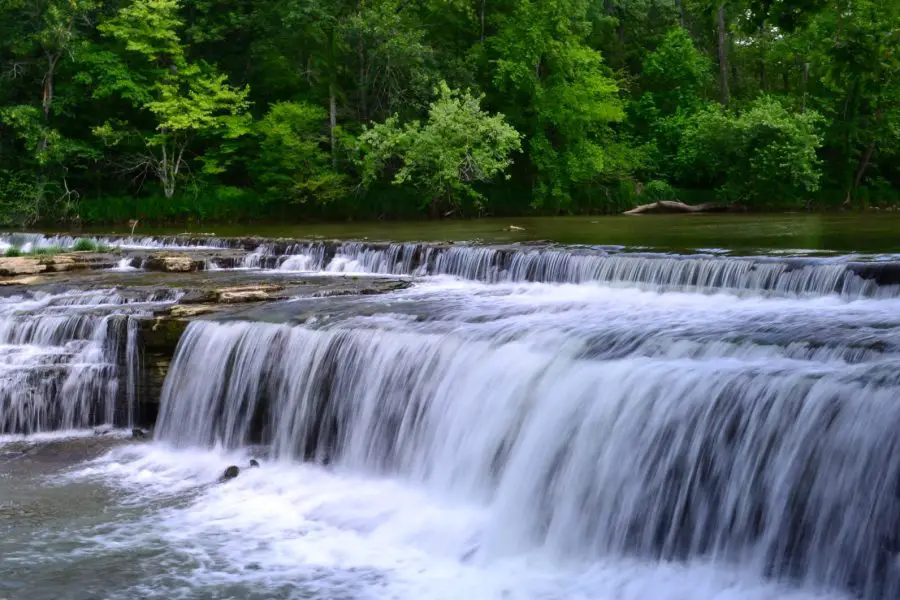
left=623, top=200, right=734, bottom=215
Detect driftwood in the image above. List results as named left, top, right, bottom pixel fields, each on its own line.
left=623, top=200, right=732, bottom=216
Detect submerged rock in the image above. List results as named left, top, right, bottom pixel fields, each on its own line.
left=219, top=465, right=240, bottom=482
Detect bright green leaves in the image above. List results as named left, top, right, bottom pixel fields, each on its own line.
left=641, top=29, right=712, bottom=116
left=254, top=101, right=346, bottom=204
left=358, top=82, right=521, bottom=213
left=146, top=69, right=249, bottom=136
left=490, top=0, right=625, bottom=210
left=677, top=97, right=824, bottom=207
left=98, top=0, right=184, bottom=64
left=91, top=0, right=250, bottom=198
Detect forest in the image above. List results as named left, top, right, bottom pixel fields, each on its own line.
left=0, top=0, right=898, bottom=225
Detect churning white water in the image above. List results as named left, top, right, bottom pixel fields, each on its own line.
left=152, top=277, right=900, bottom=599
left=6, top=441, right=847, bottom=600
left=232, top=241, right=900, bottom=299
left=4, top=234, right=900, bottom=599
left=0, top=290, right=173, bottom=433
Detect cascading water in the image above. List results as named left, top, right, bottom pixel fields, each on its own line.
left=232, top=241, right=900, bottom=299
left=155, top=273, right=900, bottom=599
left=0, top=289, right=171, bottom=433
left=5, top=231, right=898, bottom=299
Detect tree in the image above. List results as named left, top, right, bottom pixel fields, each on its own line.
left=490, top=0, right=628, bottom=210
left=814, top=0, right=900, bottom=206
left=357, top=82, right=521, bottom=215
left=677, top=96, right=824, bottom=207
left=632, top=28, right=712, bottom=179
left=253, top=101, right=346, bottom=204
left=0, top=0, right=99, bottom=222
left=88, top=0, right=250, bottom=198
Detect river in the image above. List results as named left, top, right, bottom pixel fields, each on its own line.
left=1, top=216, right=899, bottom=600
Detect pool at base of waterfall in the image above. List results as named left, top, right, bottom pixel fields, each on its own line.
left=0, top=437, right=851, bottom=600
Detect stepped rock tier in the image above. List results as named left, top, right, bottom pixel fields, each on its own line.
left=2, top=231, right=899, bottom=599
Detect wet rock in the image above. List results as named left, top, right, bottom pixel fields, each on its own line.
left=39, top=255, right=77, bottom=272
left=167, top=304, right=221, bottom=318
left=179, top=284, right=285, bottom=305
left=219, top=465, right=240, bottom=482
left=0, top=257, right=46, bottom=277
left=0, top=253, right=116, bottom=278
left=249, top=459, right=260, bottom=468
left=0, top=274, right=43, bottom=286
left=131, top=428, right=146, bottom=438
left=143, top=253, right=202, bottom=273
left=218, top=286, right=282, bottom=303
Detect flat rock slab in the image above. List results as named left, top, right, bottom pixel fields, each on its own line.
left=0, top=253, right=117, bottom=278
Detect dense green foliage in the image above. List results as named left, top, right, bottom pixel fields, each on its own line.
left=0, top=0, right=897, bottom=225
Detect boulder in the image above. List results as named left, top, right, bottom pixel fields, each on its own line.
left=132, top=428, right=147, bottom=439
left=249, top=459, right=260, bottom=468
left=219, top=465, right=240, bottom=482
left=143, top=253, right=203, bottom=273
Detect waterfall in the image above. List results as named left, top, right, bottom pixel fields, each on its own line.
left=0, top=231, right=227, bottom=251
left=155, top=278, right=900, bottom=599
left=0, top=290, right=169, bottom=433
left=5, top=231, right=898, bottom=299
left=235, top=242, right=900, bottom=299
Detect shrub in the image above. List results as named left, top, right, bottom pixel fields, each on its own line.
left=72, top=238, right=99, bottom=252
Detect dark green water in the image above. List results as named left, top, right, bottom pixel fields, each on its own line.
left=75, top=214, right=900, bottom=253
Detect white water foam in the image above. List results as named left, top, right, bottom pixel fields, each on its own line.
left=152, top=277, right=900, bottom=599
left=109, top=258, right=139, bottom=272
left=48, top=442, right=852, bottom=600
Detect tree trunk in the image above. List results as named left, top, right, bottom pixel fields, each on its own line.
left=716, top=3, right=730, bottom=107
left=844, top=139, right=876, bottom=207
left=39, top=53, right=59, bottom=155
left=801, top=61, right=809, bottom=112
left=357, top=42, right=367, bottom=122
left=329, top=81, right=337, bottom=165
left=480, top=0, right=486, bottom=41
left=623, top=200, right=736, bottom=215
left=676, top=0, right=684, bottom=27
left=42, top=57, right=57, bottom=121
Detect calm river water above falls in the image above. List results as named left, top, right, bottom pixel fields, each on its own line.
left=1, top=218, right=900, bottom=600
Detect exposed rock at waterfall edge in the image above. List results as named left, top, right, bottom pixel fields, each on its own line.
left=142, top=253, right=203, bottom=273
left=0, top=253, right=118, bottom=277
